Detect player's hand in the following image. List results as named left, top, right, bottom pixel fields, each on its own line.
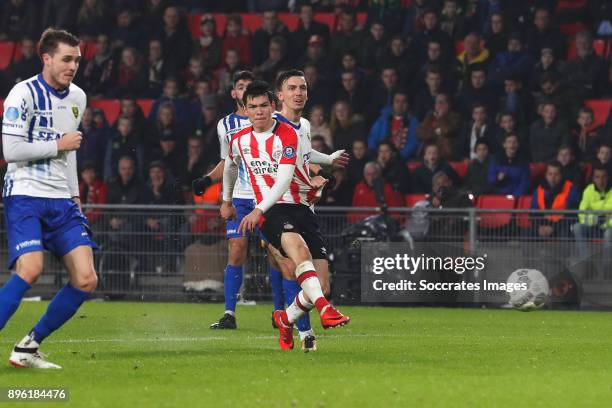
left=220, top=201, right=236, bottom=220
left=192, top=176, right=212, bottom=196
left=238, top=208, right=262, bottom=234
left=330, top=150, right=349, bottom=169
left=310, top=175, right=328, bottom=189
left=57, top=131, right=83, bottom=151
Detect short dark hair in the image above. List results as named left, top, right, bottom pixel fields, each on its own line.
left=474, top=139, right=489, bottom=151
left=392, top=88, right=409, bottom=100
left=243, top=80, right=275, bottom=105
left=232, top=70, right=255, bottom=87
left=578, top=106, right=594, bottom=118
left=38, top=28, right=79, bottom=59
left=546, top=160, right=563, bottom=172
left=276, top=69, right=305, bottom=91
left=592, top=163, right=609, bottom=174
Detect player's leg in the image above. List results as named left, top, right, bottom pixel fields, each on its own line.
left=211, top=236, right=247, bottom=329
left=0, top=252, right=43, bottom=331
left=266, top=247, right=285, bottom=312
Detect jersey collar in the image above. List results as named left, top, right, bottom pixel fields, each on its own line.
left=274, top=112, right=301, bottom=130
left=37, top=74, right=70, bottom=99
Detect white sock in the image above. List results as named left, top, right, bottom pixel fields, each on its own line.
left=295, top=261, right=326, bottom=308
left=299, top=329, right=315, bottom=341
left=286, top=291, right=314, bottom=323
left=224, top=310, right=235, bottom=316
left=16, top=334, right=39, bottom=349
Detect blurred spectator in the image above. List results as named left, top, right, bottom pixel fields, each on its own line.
left=319, top=168, right=353, bottom=207
left=349, top=162, right=404, bottom=224
left=414, top=39, right=456, bottom=92
left=79, top=162, right=107, bottom=226
left=104, top=117, right=145, bottom=181
left=182, top=135, right=213, bottom=192
left=153, top=6, right=194, bottom=70
left=0, top=0, right=38, bottom=41
left=117, top=98, right=147, bottom=136
left=360, top=21, right=386, bottom=70
left=111, top=8, right=148, bottom=52
left=194, top=95, right=221, bottom=155
left=497, top=76, right=533, bottom=128
left=378, top=36, right=416, bottom=90
left=530, top=161, right=580, bottom=239
left=533, top=73, right=575, bottom=126
left=149, top=78, right=199, bottom=128
left=141, top=0, right=166, bottom=33
left=414, top=67, right=444, bottom=121
left=193, top=15, right=222, bottom=73
left=81, top=34, right=116, bottom=98
left=456, top=33, right=490, bottom=85
left=366, top=0, right=404, bottom=35
left=464, top=140, right=494, bottom=196
left=402, top=0, right=428, bottom=37
left=222, top=14, right=251, bottom=65
left=557, top=145, right=583, bottom=190
left=346, top=139, right=369, bottom=187
left=416, top=93, right=463, bottom=160
left=304, top=105, right=330, bottom=145
left=77, top=107, right=110, bottom=174
left=5, top=37, right=41, bottom=85
left=368, top=89, right=419, bottom=160
left=440, top=0, right=467, bottom=40
left=456, top=64, right=497, bottom=119
left=483, top=12, right=508, bottom=58
left=146, top=39, right=177, bottom=98
left=111, top=47, right=147, bottom=98
left=529, top=101, right=571, bottom=162
left=330, top=7, right=364, bottom=65
left=375, top=141, right=411, bottom=194
left=296, top=34, right=331, bottom=78
left=149, top=129, right=185, bottom=184
left=594, top=144, right=612, bottom=174
left=303, top=63, right=332, bottom=113
left=529, top=48, right=565, bottom=93
left=562, top=31, right=608, bottom=99
left=311, top=135, right=331, bottom=155
left=572, top=107, right=601, bottom=162
left=487, top=133, right=530, bottom=197
left=290, top=4, right=330, bottom=60
left=335, top=71, right=367, bottom=118
left=337, top=51, right=366, bottom=88
left=494, top=111, right=527, bottom=153
left=329, top=100, right=367, bottom=151
left=216, top=49, right=247, bottom=100
left=572, top=165, right=612, bottom=261
left=147, top=102, right=186, bottom=155
left=488, top=33, right=534, bottom=90
left=525, top=7, right=565, bottom=60
left=76, top=0, right=113, bottom=41
left=253, top=36, right=288, bottom=83
left=368, top=67, right=399, bottom=123
left=413, top=8, right=453, bottom=60
left=458, top=102, right=495, bottom=160
left=412, top=142, right=460, bottom=194
left=251, top=11, right=289, bottom=66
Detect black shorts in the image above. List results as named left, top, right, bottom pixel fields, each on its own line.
left=260, top=204, right=328, bottom=260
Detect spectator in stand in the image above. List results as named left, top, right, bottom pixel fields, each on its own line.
left=194, top=95, right=221, bottom=155
left=349, top=162, right=404, bottom=224
left=329, top=100, right=367, bottom=151
left=533, top=73, right=576, bottom=126
left=529, top=101, right=571, bottom=163
left=81, top=34, right=116, bottom=98
left=75, top=0, right=111, bottom=40
left=497, top=76, right=533, bottom=128
left=557, top=144, right=584, bottom=190
left=193, top=15, right=222, bottom=73
left=572, top=107, right=601, bottom=162
left=572, top=165, right=612, bottom=261
left=303, top=63, right=332, bottom=113
left=147, top=101, right=186, bottom=156
left=335, top=70, right=367, bottom=117
left=347, top=139, right=369, bottom=187
left=110, top=47, right=147, bottom=98
left=487, top=133, right=530, bottom=197
left=416, top=93, right=463, bottom=160
left=413, top=8, right=453, bottom=60
left=0, top=0, right=38, bottom=41
left=182, top=58, right=211, bottom=95
left=104, top=116, right=146, bottom=181
left=456, top=64, right=497, bottom=119
left=402, top=0, right=428, bottom=37
left=413, top=39, right=456, bottom=92
left=488, top=33, right=534, bottom=91
left=330, top=7, right=364, bottom=65
left=376, top=141, right=411, bottom=194
left=142, top=0, right=165, bottom=33
left=251, top=11, right=289, bottom=66
left=378, top=36, right=417, bottom=90
left=368, top=66, right=399, bottom=123
left=41, top=0, right=77, bottom=33
left=111, top=8, right=148, bottom=52
left=308, top=105, right=333, bottom=149
left=79, top=162, right=107, bottom=226
left=153, top=6, right=194, bottom=70
left=525, top=7, right=565, bottom=60
left=414, top=67, right=444, bottom=121
left=149, top=78, right=199, bottom=129
left=290, top=3, right=330, bottom=61
left=529, top=48, right=565, bottom=93
left=530, top=161, right=580, bottom=239
left=117, top=97, right=147, bottom=136
left=456, top=33, right=490, bottom=86
left=149, top=130, right=185, bottom=184
left=319, top=168, right=353, bottom=207
left=182, top=135, right=212, bottom=192
left=360, top=21, right=386, bottom=70
left=146, top=38, right=177, bottom=98
left=222, top=14, right=251, bottom=65
left=311, top=135, right=331, bottom=155
left=464, top=140, right=494, bottom=196
left=296, top=35, right=332, bottom=79
left=562, top=31, right=609, bottom=99
left=77, top=108, right=110, bottom=173
left=412, top=142, right=460, bottom=194
left=253, top=36, right=288, bottom=83
left=483, top=12, right=508, bottom=58
left=337, top=51, right=367, bottom=88
left=368, top=89, right=419, bottom=160
left=5, top=37, right=41, bottom=86
left=439, top=0, right=467, bottom=40
left=494, top=111, right=527, bottom=153
left=458, top=103, right=495, bottom=160
left=594, top=144, right=612, bottom=174
left=216, top=49, right=247, bottom=101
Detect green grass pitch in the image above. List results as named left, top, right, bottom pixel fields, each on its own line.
left=0, top=302, right=610, bottom=407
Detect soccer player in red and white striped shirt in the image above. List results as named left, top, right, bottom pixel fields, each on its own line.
left=223, top=81, right=350, bottom=350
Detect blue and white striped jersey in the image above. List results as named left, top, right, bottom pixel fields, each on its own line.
left=217, top=112, right=252, bottom=199
left=2, top=74, right=85, bottom=199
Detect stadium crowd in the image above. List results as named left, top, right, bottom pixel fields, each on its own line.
left=0, top=0, right=611, bottom=225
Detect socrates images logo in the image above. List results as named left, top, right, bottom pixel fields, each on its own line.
left=5, top=107, right=19, bottom=122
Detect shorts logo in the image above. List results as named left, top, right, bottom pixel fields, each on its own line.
left=5, top=107, right=19, bottom=122
left=283, top=146, right=296, bottom=159
left=321, top=247, right=327, bottom=255
left=15, top=239, right=41, bottom=251
left=283, top=223, right=294, bottom=230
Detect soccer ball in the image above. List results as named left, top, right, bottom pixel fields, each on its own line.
left=507, top=269, right=549, bottom=311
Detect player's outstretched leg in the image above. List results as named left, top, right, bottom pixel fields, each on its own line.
left=0, top=274, right=32, bottom=332
left=283, top=279, right=315, bottom=352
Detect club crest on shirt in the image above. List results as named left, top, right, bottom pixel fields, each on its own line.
left=283, top=146, right=296, bottom=159
left=5, top=107, right=19, bottom=122
left=72, top=106, right=79, bottom=119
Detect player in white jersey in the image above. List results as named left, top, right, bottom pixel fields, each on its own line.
left=192, top=71, right=290, bottom=330
left=224, top=81, right=350, bottom=351
left=0, top=28, right=97, bottom=369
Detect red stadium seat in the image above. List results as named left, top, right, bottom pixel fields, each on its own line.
left=515, top=195, right=533, bottom=229
left=585, top=99, right=612, bottom=128
left=278, top=13, right=299, bottom=31
left=137, top=99, right=154, bottom=117
left=0, top=98, right=4, bottom=116
left=242, top=14, right=263, bottom=33
left=314, top=13, right=336, bottom=31
left=567, top=39, right=606, bottom=60
left=449, top=160, right=469, bottom=181
left=583, top=162, right=593, bottom=185
left=406, top=161, right=422, bottom=173
left=82, top=41, right=97, bottom=60
left=556, top=0, right=587, bottom=12
left=89, top=99, right=120, bottom=125
left=404, top=194, right=428, bottom=208
left=529, top=162, right=547, bottom=184
left=477, top=194, right=516, bottom=228
left=0, top=42, right=15, bottom=70
left=560, top=22, right=587, bottom=37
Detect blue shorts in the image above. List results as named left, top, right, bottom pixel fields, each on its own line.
left=226, top=198, right=266, bottom=243
left=4, top=196, right=97, bottom=269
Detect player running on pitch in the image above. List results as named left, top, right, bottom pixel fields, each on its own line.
left=0, top=28, right=97, bottom=369
left=224, top=81, right=350, bottom=351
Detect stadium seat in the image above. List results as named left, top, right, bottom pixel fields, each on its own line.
left=404, top=194, right=428, bottom=208
left=242, top=14, right=263, bottom=33
left=406, top=161, right=421, bottom=173
left=82, top=41, right=97, bottom=60
left=556, top=0, right=587, bottom=12
left=560, top=22, right=587, bottom=37
left=476, top=194, right=516, bottom=228
left=0, top=99, right=4, bottom=116
left=278, top=13, right=299, bottom=31
left=449, top=160, right=469, bottom=181
left=529, top=162, right=547, bottom=184
left=567, top=39, right=606, bottom=60
left=313, top=13, right=336, bottom=31
left=0, top=42, right=15, bottom=70
left=515, top=195, right=533, bottom=229
left=89, top=99, right=120, bottom=125
left=137, top=99, right=154, bottom=117
left=585, top=99, right=611, bottom=128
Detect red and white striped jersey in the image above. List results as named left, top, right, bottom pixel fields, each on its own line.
left=228, top=120, right=319, bottom=207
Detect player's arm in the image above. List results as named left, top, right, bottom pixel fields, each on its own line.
left=193, top=119, right=230, bottom=195
left=220, top=152, right=238, bottom=220
left=309, top=149, right=349, bottom=168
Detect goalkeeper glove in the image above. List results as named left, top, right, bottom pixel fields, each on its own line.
left=192, top=176, right=212, bottom=195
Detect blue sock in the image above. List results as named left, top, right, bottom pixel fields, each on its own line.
left=0, top=274, right=31, bottom=331
left=224, top=265, right=243, bottom=313
left=31, top=283, right=89, bottom=343
left=283, top=278, right=311, bottom=333
left=269, top=267, right=284, bottom=311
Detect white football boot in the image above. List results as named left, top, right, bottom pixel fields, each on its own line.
left=8, top=335, right=61, bottom=369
